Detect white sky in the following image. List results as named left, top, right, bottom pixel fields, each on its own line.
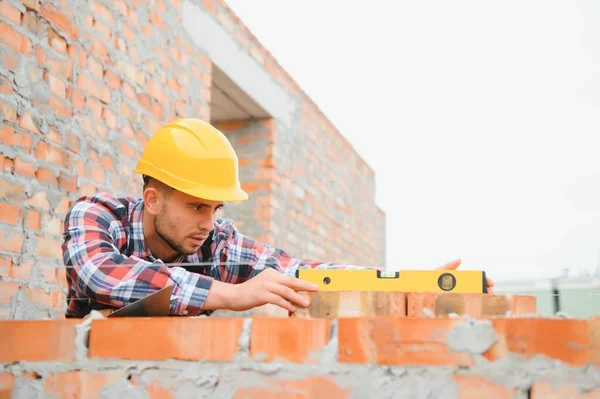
left=226, top=0, right=600, bottom=282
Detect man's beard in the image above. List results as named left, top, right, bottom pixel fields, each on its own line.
left=154, top=212, right=197, bottom=256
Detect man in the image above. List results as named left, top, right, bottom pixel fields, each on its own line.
left=62, top=118, right=494, bottom=318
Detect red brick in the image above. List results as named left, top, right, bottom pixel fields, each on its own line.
left=45, top=371, right=123, bottom=399
left=454, top=375, right=516, bottom=398
left=22, top=0, right=40, bottom=12
left=0, top=281, right=18, bottom=304
left=69, top=86, right=85, bottom=110
left=0, top=254, right=9, bottom=276
left=91, top=37, right=108, bottom=62
left=77, top=72, right=110, bottom=104
left=87, top=55, right=103, bottom=79
left=26, top=210, right=41, bottom=230
left=26, top=288, right=64, bottom=308
left=232, top=376, right=349, bottom=399
left=13, top=157, right=34, bottom=177
left=105, top=69, right=121, bottom=90
left=10, top=259, right=32, bottom=280
left=0, top=319, right=79, bottom=362
left=0, top=181, right=25, bottom=202
left=0, top=75, right=12, bottom=94
left=0, top=202, right=21, bottom=225
left=102, top=107, right=116, bottom=129
left=47, top=28, right=66, bottom=54
left=0, top=2, right=22, bottom=25
left=338, top=317, right=474, bottom=366
left=486, top=318, right=590, bottom=366
left=0, top=49, right=19, bottom=70
left=58, top=171, right=77, bottom=192
left=35, top=236, right=62, bottom=258
left=406, top=293, right=536, bottom=318
left=22, top=11, right=39, bottom=35
left=93, top=19, right=111, bottom=41
left=45, top=72, right=66, bottom=97
left=89, top=318, right=244, bottom=361
left=0, top=154, right=11, bottom=172
left=147, top=79, right=167, bottom=103
left=90, top=1, right=114, bottom=23
left=40, top=3, right=77, bottom=38
left=34, top=141, right=71, bottom=168
left=530, top=381, right=600, bottom=398
left=17, top=111, right=40, bottom=134
left=36, top=167, right=58, bottom=186
left=251, top=317, right=330, bottom=363
left=27, top=190, right=50, bottom=210
left=46, top=128, right=62, bottom=145
left=0, top=373, right=14, bottom=397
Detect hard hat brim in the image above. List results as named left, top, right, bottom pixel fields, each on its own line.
left=134, top=162, right=249, bottom=202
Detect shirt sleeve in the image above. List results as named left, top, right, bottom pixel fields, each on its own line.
left=62, top=200, right=213, bottom=316
left=215, top=219, right=382, bottom=283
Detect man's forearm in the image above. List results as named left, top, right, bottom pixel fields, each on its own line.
left=203, top=280, right=235, bottom=310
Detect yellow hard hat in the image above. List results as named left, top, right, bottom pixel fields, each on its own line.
left=134, top=118, right=249, bottom=202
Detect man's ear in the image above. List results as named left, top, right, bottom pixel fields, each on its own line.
left=143, top=187, right=162, bottom=216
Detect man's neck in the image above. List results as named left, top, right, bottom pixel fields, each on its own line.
left=141, top=209, right=179, bottom=263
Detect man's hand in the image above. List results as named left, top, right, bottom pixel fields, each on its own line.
left=205, top=268, right=319, bottom=312
left=436, top=258, right=495, bottom=293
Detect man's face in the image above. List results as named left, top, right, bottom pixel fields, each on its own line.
left=153, top=189, right=224, bottom=256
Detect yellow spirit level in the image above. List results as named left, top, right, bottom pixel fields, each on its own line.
left=295, top=269, right=488, bottom=294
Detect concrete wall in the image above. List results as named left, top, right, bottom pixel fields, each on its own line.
left=1, top=314, right=599, bottom=398
left=0, top=0, right=385, bottom=320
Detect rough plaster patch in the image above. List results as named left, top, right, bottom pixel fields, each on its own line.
left=446, top=318, right=497, bottom=354
left=100, top=380, right=149, bottom=399
left=11, top=376, right=46, bottom=399
left=75, top=310, right=106, bottom=361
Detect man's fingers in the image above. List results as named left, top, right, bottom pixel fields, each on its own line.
left=436, top=258, right=461, bottom=271
left=268, top=282, right=310, bottom=308
left=264, top=292, right=295, bottom=313
left=486, top=276, right=495, bottom=287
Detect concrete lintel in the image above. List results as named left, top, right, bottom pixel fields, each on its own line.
left=181, top=0, right=296, bottom=127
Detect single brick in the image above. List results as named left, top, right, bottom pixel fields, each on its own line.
left=0, top=319, right=79, bottom=362
left=89, top=318, right=243, bottom=361
left=250, top=317, right=330, bottom=363
left=338, top=317, right=474, bottom=366
left=485, top=318, right=590, bottom=366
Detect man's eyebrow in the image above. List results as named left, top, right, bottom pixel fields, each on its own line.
left=186, top=202, right=225, bottom=208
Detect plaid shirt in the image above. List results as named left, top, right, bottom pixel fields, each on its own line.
left=62, top=193, right=372, bottom=318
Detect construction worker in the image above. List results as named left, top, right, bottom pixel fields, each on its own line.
left=61, top=118, right=494, bottom=318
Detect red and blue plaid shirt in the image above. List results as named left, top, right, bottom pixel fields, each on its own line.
left=61, top=193, right=370, bottom=318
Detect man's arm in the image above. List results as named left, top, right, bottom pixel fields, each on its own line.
left=216, top=218, right=379, bottom=281
left=62, top=200, right=220, bottom=316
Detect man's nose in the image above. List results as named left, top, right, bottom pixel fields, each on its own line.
left=198, top=214, right=214, bottom=232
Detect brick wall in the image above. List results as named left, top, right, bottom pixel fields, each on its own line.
left=0, top=0, right=215, bottom=319
left=0, top=0, right=385, bottom=320
left=1, top=312, right=599, bottom=397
